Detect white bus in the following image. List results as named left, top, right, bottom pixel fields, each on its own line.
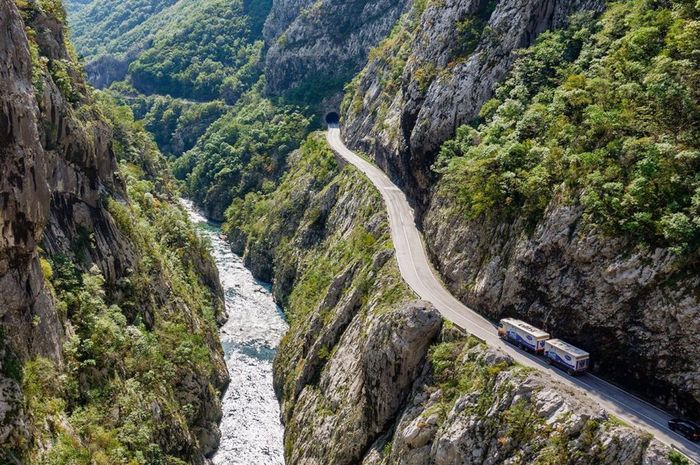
left=498, top=318, right=550, bottom=353
left=544, top=339, right=590, bottom=375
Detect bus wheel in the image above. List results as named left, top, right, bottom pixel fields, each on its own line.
left=546, top=358, right=552, bottom=365
left=567, top=369, right=575, bottom=376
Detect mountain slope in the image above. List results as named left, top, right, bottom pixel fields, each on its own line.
left=338, top=0, right=700, bottom=420
left=1, top=1, right=228, bottom=462
left=172, top=86, right=311, bottom=221
left=341, top=0, right=605, bottom=202
left=224, top=133, right=678, bottom=465
left=422, top=0, right=700, bottom=418
left=67, top=0, right=271, bottom=98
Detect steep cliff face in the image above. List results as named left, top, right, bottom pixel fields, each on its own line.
left=0, top=0, right=54, bottom=451
left=225, top=135, right=441, bottom=463
left=225, top=134, right=677, bottom=465
left=419, top=0, right=699, bottom=419
left=263, top=0, right=411, bottom=105
left=338, top=0, right=700, bottom=420
left=341, top=0, right=604, bottom=202
left=0, top=1, right=227, bottom=462
left=0, top=0, right=54, bottom=363
left=423, top=194, right=700, bottom=419
left=262, top=0, right=313, bottom=41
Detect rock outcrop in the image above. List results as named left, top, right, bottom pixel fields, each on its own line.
left=341, top=0, right=604, bottom=202
left=363, top=340, right=676, bottom=465
left=227, top=134, right=678, bottom=465
left=84, top=53, right=133, bottom=89
left=423, top=194, right=700, bottom=419
left=263, top=0, right=412, bottom=104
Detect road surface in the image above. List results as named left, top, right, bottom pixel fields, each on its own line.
left=326, top=125, right=700, bottom=463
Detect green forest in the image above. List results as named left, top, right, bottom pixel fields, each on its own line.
left=125, top=0, right=268, bottom=102
left=66, top=0, right=279, bottom=157
left=172, top=84, right=310, bottom=220
left=65, top=0, right=314, bottom=224
left=435, top=0, right=700, bottom=250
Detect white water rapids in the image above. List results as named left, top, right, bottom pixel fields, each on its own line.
left=183, top=200, right=287, bottom=465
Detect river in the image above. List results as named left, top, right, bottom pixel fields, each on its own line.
left=183, top=200, right=287, bottom=465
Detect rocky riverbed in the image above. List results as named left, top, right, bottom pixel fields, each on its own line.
left=184, top=200, right=287, bottom=465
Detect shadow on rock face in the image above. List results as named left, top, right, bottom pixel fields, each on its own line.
left=325, top=112, right=340, bottom=125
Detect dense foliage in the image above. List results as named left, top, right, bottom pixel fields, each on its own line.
left=65, top=0, right=315, bottom=222
left=22, top=91, right=225, bottom=464
left=435, top=0, right=700, bottom=250
left=173, top=85, right=311, bottom=220
left=127, top=0, right=269, bottom=102
left=110, top=88, right=230, bottom=156
left=68, top=0, right=270, bottom=103
left=63, top=0, right=90, bottom=14
left=67, top=0, right=179, bottom=59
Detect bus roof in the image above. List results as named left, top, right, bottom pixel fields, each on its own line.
left=546, top=338, right=590, bottom=358
left=500, top=318, right=550, bottom=339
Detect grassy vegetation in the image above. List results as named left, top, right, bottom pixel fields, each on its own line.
left=222, top=133, right=338, bottom=244
left=15, top=0, right=88, bottom=105
left=428, top=338, right=509, bottom=417
left=435, top=1, right=700, bottom=251
left=454, top=0, right=497, bottom=56
left=669, top=450, right=691, bottom=465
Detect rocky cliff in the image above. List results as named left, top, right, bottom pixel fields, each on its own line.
left=341, top=0, right=604, bottom=202
left=0, top=1, right=227, bottom=462
left=263, top=0, right=411, bottom=106
left=225, top=133, right=679, bottom=465
left=338, top=0, right=700, bottom=420
left=424, top=183, right=700, bottom=419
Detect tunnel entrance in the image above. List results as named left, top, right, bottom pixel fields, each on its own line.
left=325, top=112, right=340, bottom=125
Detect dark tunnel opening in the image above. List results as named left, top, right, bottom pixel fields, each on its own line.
left=325, top=112, right=340, bottom=125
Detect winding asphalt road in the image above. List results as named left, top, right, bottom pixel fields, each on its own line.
left=327, top=125, right=700, bottom=463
